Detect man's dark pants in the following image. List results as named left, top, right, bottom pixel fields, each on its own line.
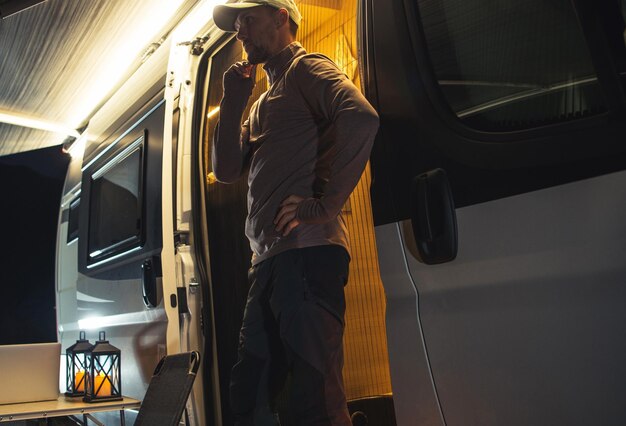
left=230, top=245, right=352, bottom=425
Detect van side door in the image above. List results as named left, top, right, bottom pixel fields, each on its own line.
left=363, top=0, right=626, bottom=424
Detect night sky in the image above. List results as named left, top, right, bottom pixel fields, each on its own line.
left=0, top=145, right=70, bottom=345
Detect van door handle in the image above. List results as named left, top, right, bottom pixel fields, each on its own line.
left=409, top=168, right=458, bottom=264
left=142, top=256, right=162, bottom=308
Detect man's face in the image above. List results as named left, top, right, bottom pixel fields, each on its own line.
left=235, top=6, right=280, bottom=64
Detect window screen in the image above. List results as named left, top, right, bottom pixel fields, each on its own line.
left=417, top=0, right=607, bottom=131
left=88, top=136, right=144, bottom=261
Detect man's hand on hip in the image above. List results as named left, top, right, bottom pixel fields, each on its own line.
left=223, top=61, right=257, bottom=97
left=275, top=195, right=303, bottom=236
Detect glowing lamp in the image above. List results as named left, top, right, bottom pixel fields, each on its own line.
left=65, top=331, right=94, bottom=397
left=84, top=331, right=122, bottom=402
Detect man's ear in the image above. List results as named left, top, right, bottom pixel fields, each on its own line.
left=275, top=8, right=289, bottom=28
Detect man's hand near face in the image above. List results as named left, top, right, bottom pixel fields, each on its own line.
left=223, top=61, right=257, bottom=98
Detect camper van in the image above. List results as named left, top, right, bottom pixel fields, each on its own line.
left=56, top=0, right=626, bottom=425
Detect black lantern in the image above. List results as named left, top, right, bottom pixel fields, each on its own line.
left=84, top=331, right=122, bottom=402
left=65, top=331, right=93, bottom=396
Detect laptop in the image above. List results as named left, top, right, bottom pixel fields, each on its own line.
left=0, top=342, right=61, bottom=405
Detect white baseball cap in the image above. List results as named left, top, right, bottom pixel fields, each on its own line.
left=213, top=0, right=302, bottom=32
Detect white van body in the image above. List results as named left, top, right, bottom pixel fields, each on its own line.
left=55, top=5, right=221, bottom=423
left=56, top=0, right=626, bottom=425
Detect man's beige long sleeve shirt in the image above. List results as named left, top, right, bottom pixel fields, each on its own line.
left=212, top=42, right=379, bottom=265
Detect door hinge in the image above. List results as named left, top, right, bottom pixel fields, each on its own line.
left=177, top=36, right=209, bottom=56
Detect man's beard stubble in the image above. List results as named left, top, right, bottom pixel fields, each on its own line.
left=245, top=43, right=270, bottom=65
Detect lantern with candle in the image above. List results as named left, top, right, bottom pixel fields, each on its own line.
left=65, top=331, right=93, bottom=397
left=83, top=331, right=122, bottom=402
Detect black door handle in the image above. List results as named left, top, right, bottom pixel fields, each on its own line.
left=142, top=256, right=162, bottom=308
left=409, top=168, right=458, bottom=264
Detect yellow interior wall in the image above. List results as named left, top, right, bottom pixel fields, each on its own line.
left=295, top=0, right=393, bottom=399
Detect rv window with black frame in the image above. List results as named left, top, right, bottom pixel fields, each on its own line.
left=416, top=0, right=617, bottom=131
left=87, top=135, right=145, bottom=263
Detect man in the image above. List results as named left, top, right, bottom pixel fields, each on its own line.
left=211, top=1, right=379, bottom=424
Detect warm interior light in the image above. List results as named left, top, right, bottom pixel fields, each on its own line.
left=67, top=0, right=188, bottom=127
left=173, top=0, right=226, bottom=42
left=0, top=110, right=80, bottom=137
left=70, top=0, right=230, bottom=130
left=207, top=107, right=220, bottom=119
left=63, top=134, right=87, bottom=159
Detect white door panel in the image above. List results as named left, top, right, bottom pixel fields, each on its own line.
left=376, top=223, right=445, bottom=426
left=399, top=171, right=626, bottom=426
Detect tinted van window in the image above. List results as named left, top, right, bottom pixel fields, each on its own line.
left=88, top=136, right=144, bottom=261
left=417, top=0, right=606, bottom=131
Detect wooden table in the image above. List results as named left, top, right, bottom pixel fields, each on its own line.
left=0, top=395, right=141, bottom=425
